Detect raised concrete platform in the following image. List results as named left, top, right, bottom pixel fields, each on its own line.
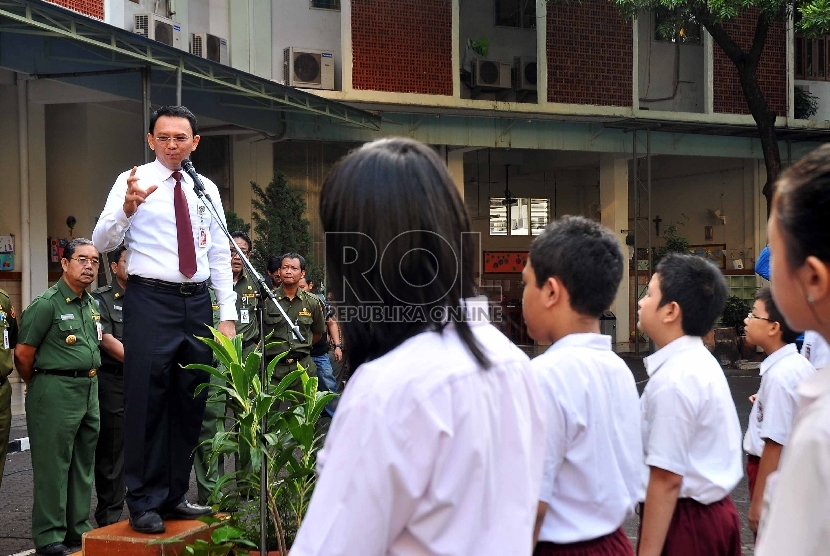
left=81, top=519, right=215, bottom=555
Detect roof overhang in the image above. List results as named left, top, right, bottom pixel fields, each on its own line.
left=0, top=0, right=382, bottom=133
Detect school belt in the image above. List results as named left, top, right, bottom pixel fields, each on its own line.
left=129, top=275, right=208, bottom=296
left=37, top=368, right=98, bottom=378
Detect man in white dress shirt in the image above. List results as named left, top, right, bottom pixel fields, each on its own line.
left=290, top=137, right=546, bottom=555
left=92, top=106, right=236, bottom=534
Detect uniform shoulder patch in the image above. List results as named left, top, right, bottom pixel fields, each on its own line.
left=41, top=288, right=58, bottom=300
left=92, top=285, right=113, bottom=295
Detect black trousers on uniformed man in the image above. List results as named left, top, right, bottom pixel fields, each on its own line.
left=94, top=366, right=125, bottom=526
left=122, top=280, right=211, bottom=514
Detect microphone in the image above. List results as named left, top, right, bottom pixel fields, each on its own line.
left=181, top=159, right=206, bottom=195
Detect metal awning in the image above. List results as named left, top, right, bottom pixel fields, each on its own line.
left=602, top=117, right=830, bottom=143
left=0, top=0, right=381, bottom=133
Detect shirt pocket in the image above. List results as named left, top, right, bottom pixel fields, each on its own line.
left=57, top=318, right=81, bottom=343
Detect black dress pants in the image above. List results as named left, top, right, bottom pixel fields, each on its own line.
left=94, top=367, right=125, bottom=526
left=122, top=280, right=212, bottom=514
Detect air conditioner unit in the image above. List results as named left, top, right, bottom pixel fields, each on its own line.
left=514, top=56, right=537, bottom=91
left=472, top=59, right=511, bottom=90
left=190, top=32, right=229, bottom=64
left=134, top=13, right=182, bottom=49
left=283, top=47, right=335, bottom=90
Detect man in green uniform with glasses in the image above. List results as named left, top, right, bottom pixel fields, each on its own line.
left=15, top=238, right=102, bottom=556
left=0, top=286, right=19, bottom=492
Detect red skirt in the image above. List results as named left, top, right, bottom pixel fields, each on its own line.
left=639, top=497, right=742, bottom=556
left=534, top=527, right=634, bottom=556
left=746, top=455, right=760, bottom=502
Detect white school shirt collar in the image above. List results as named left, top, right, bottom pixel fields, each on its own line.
left=548, top=332, right=612, bottom=353
left=151, top=158, right=190, bottom=185
left=644, top=335, right=703, bottom=378
left=759, top=343, right=798, bottom=377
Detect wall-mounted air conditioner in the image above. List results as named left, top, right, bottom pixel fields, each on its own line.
left=134, top=13, right=182, bottom=49
left=472, top=59, right=511, bottom=90
left=514, top=56, right=537, bottom=91
left=191, top=32, right=229, bottom=64
left=283, top=47, right=335, bottom=89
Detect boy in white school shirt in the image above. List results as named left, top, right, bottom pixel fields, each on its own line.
left=742, top=285, right=815, bottom=534
left=637, top=254, right=743, bottom=556
left=523, top=216, right=642, bottom=556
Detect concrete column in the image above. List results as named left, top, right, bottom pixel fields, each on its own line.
left=27, top=101, right=49, bottom=299
left=341, top=0, right=353, bottom=92
left=786, top=11, right=795, bottom=121
left=446, top=147, right=466, bottom=197
left=600, top=154, right=630, bottom=352
left=703, top=30, right=714, bottom=114
left=452, top=0, right=460, bottom=99
left=632, top=15, right=639, bottom=112
left=232, top=136, right=274, bottom=234
left=536, top=0, right=548, bottom=106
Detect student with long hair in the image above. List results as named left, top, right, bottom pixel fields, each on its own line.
left=290, top=138, right=546, bottom=555
left=756, top=144, right=830, bottom=555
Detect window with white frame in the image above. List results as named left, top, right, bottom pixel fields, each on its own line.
left=490, top=198, right=548, bottom=235
left=494, top=0, right=535, bottom=29
left=311, top=0, right=340, bottom=10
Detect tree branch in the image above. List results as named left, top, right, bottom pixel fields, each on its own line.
left=699, top=16, right=746, bottom=66
left=747, top=13, right=771, bottom=69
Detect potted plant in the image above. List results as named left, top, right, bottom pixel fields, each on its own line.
left=711, top=296, right=752, bottom=367
left=167, top=328, right=336, bottom=555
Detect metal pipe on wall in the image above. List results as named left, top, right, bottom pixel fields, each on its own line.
left=143, top=67, right=151, bottom=164
left=633, top=130, right=638, bottom=356
left=17, top=75, right=30, bottom=306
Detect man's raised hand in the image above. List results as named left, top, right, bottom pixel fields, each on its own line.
left=123, top=166, right=158, bottom=217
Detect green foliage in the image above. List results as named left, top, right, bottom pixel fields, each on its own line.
left=795, top=87, right=819, bottom=119
left=471, top=38, right=489, bottom=56
left=660, top=223, right=690, bottom=256
left=250, top=171, right=314, bottom=275
left=182, top=328, right=337, bottom=553
left=224, top=210, right=251, bottom=237
left=798, top=0, right=830, bottom=36
left=722, top=295, right=752, bottom=336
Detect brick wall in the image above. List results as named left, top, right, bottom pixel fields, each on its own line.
left=713, top=10, right=787, bottom=115
left=351, top=0, right=453, bottom=95
left=546, top=0, right=633, bottom=106
left=47, top=0, right=104, bottom=20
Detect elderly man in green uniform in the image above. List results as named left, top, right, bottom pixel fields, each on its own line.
left=14, top=238, right=101, bottom=556
left=0, top=286, right=19, bottom=492
left=91, top=244, right=128, bottom=526
left=264, top=253, right=324, bottom=382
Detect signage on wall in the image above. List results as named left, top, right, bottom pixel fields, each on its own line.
left=483, top=251, right=529, bottom=273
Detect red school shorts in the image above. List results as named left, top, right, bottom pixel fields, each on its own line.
left=638, top=497, right=742, bottom=556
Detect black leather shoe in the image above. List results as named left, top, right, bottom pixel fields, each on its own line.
left=162, top=499, right=213, bottom=520
left=64, top=539, right=82, bottom=552
left=35, top=543, right=70, bottom=556
left=129, top=510, right=166, bottom=534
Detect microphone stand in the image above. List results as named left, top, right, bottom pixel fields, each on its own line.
left=182, top=159, right=302, bottom=556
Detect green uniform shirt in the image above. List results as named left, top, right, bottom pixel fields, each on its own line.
left=0, top=288, right=19, bottom=380
left=209, top=286, right=222, bottom=328
left=19, top=278, right=102, bottom=371
left=234, top=270, right=259, bottom=345
left=92, top=281, right=125, bottom=368
left=263, top=285, right=325, bottom=359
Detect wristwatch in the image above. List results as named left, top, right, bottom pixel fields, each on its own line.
left=334, top=344, right=343, bottom=348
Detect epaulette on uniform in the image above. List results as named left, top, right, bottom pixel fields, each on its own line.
left=92, top=285, right=113, bottom=295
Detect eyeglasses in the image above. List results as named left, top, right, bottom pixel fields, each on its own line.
left=230, top=250, right=250, bottom=258
left=154, top=135, right=191, bottom=144
left=71, top=256, right=100, bottom=267
left=747, top=311, right=772, bottom=322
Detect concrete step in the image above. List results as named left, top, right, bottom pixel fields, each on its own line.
left=81, top=519, right=215, bottom=555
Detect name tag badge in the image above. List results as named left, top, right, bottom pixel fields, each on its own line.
left=3, top=329, right=8, bottom=350
left=240, top=309, right=250, bottom=324
left=96, top=321, right=103, bottom=341
left=61, top=314, right=75, bottom=320
left=199, top=228, right=208, bottom=247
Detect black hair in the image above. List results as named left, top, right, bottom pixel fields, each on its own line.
left=63, top=238, right=96, bottom=260
left=320, top=137, right=488, bottom=370
left=774, top=144, right=830, bottom=269
left=109, top=244, right=128, bottom=266
left=148, top=106, right=198, bottom=136
left=230, top=231, right=252, bottom=252
left=281, top=252, right=306, bottom=271
left=267, top=255, right=284, bottom=274
left=529, top=216, right=623, bottom=318
left=656, top=254, right=728, bottom=337
left=756, top=285, right=801, bottom=344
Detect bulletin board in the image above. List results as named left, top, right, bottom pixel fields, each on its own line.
left=483, top=251, right=529, bottom=274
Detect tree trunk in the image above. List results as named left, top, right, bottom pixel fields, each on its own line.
left=702, top=13, right=782, bottom=216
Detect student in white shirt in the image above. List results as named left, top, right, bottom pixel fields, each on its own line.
left=755, top=144, right=830, bottom=556
left=743, top=285, right=815, bottom=534
left=800, top=330, right=829, bottom=368
left=290, top=137, right=546, bottom=556
left=637, top=254, right=743, bottom=556
left=523, top=216, right=642, bottom=556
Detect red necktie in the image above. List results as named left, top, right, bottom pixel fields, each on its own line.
left=173, top=171, right=197, bottom=279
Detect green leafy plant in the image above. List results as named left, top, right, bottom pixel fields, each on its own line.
left=470, top=38, right=489, bottom=57
left=250, top=171, right=315, bottom=276
left=225, top=210, right=251, bottom=236
left=721, top=295, right=752, bottom=336
left=795, top=86, right=819, bottom=120
left=179, top=328, right=336, bottom=554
